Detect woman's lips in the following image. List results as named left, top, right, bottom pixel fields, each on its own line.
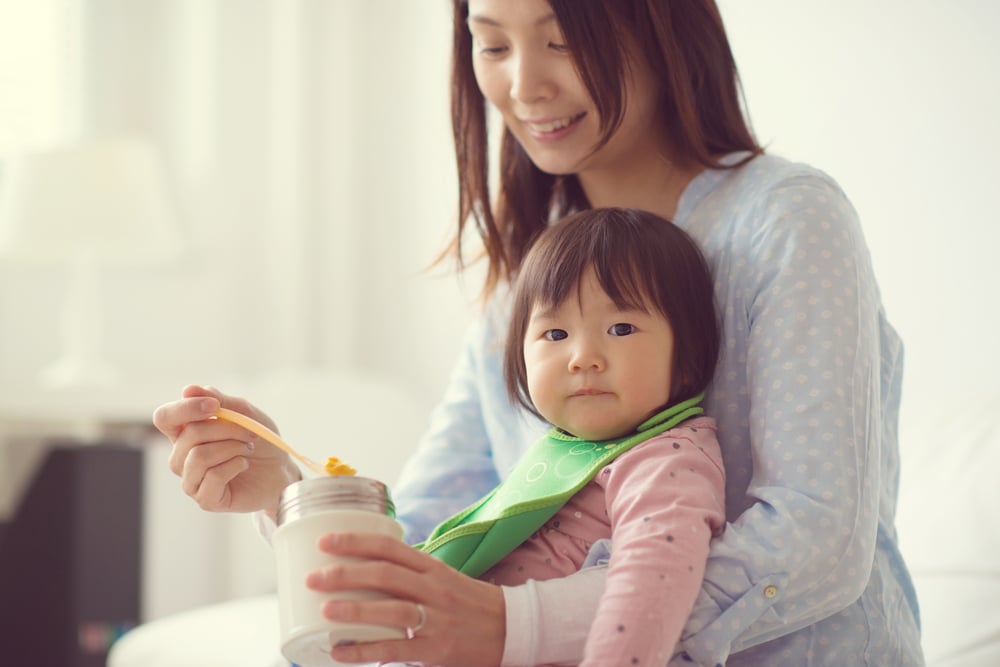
left=522, top=111, right=586, bottom=140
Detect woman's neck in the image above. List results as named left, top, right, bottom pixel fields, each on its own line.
left=579, top=154, right=703, bottom=222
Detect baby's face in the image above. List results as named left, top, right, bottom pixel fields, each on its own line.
left=522, top=268, right=675, bottom=441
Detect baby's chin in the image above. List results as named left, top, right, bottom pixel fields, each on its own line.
left=561, top=422, right=633, bottom=442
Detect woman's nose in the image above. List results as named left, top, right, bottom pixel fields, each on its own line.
left=510, top=53, right=554, bottom=103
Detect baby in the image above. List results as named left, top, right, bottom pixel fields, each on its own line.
left=420, top=207, right=726, bottom=666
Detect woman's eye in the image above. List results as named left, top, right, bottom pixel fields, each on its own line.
left=471, top=37, right=507, bottom=57
left=608, top=323, right=636, bottom=336
left=549, top=42, right=569, bottom=53
left=544, top=329, right=568, bottom=341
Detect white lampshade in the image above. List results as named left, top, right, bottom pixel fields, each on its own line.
left=0, top=137, right=182, bottom=262
left=0, top=136, right=184, bottom=388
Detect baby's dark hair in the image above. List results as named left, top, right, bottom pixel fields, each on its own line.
left=503, top=207, right=720, bottom=417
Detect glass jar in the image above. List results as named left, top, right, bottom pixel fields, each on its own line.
left=273, top=476, right=405, bottom=666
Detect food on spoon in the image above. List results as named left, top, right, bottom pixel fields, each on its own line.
left=324, top=456, right=357, bottom=476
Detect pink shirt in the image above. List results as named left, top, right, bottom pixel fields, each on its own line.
left=482, top=417, right=726, bottom=667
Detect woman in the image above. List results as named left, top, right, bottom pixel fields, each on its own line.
left=154, top=1, right=924, bottom=665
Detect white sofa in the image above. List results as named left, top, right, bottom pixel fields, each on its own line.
left=894, top=389, right=1000, bottom=666
left=109, top=385, right=1000, bottom=667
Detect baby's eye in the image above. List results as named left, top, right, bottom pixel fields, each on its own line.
left=608, top=323, right=636, bottom=336
left=544, top=329, right=568, bottom=341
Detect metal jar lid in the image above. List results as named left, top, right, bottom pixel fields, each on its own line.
left=277, top=476, right=396, bottom=526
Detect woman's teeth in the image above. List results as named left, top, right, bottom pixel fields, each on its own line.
left=530, top=113, right=582, bottom=133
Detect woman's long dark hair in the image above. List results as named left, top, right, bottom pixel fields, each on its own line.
left=447, top=0, right=761, bottom=298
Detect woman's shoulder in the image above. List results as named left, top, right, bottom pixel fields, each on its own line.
left=725, top=152, right=849, bottom=203
left=695, top=152, right=860, bottom=241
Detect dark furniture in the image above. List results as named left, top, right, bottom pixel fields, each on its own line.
left=0, top=442, right=142, bottom=667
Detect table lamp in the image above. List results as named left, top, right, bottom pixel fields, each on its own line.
left=0, top=137, right=183, bottom=388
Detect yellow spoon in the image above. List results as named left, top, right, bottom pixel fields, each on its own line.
left=214, top=407, right=356, bottom=476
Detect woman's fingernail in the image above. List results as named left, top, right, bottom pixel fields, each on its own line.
left=200, top=399, right=215, bottom=413
left=245, top=440, right=255, bottom=453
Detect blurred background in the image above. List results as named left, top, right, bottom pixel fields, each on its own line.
left=0, top=0, right=468, bottom=392
left=0, top=0, right=997, bottom=664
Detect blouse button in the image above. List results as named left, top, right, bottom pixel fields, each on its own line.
left=764, top=585, right=778, bottom=599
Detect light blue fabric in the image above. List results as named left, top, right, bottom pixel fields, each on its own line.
left=581, top=538, right=612, bottom=569
left=392, top=153, right=923, bottom=666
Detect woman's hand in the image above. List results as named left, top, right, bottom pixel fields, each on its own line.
left=307, top=532, right=506, bottom=667
left=152, top=384, right=301, bottom=519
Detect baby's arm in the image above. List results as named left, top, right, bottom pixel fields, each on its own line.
left=583, top=423, right=726, bottom=666
left=500, top=567, right=607, bottom=667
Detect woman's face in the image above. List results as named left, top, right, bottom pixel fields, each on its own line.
left=466, top=0, right=666, bottom=182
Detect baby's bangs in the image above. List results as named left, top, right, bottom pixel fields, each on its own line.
left=592, top=259, right=654, bottom=314
left=530, top=239, right=593, bottom=309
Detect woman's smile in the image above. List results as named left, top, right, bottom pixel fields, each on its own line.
left=521, top=111, right=587, bottom=140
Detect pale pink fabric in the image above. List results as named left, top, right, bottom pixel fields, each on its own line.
left=487, top=416, right=726, bottom=667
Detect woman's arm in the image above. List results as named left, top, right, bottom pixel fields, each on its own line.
left=676, top=171, right=889, bottom=665
left=392, top=312, right=505, bottom=544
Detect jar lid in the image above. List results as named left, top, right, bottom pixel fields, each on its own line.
left=277, top=476, right=396, bottom=525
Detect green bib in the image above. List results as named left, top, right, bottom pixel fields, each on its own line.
left=416, top=394, right=704, bottom=577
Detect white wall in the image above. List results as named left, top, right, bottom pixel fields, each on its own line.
left=718, top=0, right=1000, bottom=425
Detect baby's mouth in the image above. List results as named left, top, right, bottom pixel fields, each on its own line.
left=571, top=387, right=610, bottom=397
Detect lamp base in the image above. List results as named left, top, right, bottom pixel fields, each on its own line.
left=41, top=250, right=119, bottom=390
left=39, top=356, right=119, bottom=389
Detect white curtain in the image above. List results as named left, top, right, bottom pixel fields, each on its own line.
left=43, top=0, right=471, bottom=396
left=57, top=0, right=474, bottom=617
